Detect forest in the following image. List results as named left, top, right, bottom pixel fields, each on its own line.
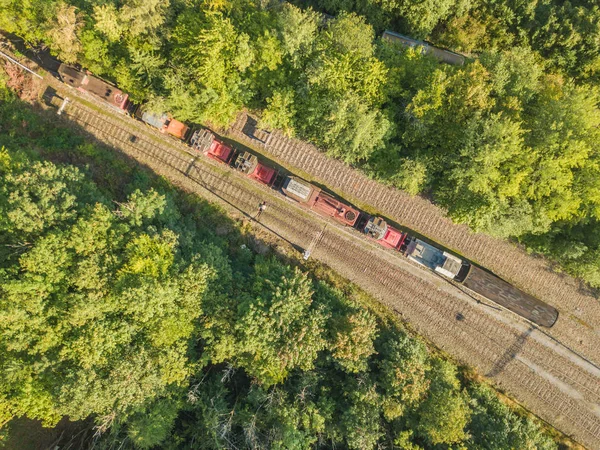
left=0, top=76, right=561, bottom=448
left=2, top=0, right=600, bottom=288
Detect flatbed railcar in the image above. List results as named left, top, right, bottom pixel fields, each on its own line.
left=50, top=62, right=559, bottom=328
left=462, top=266, right=558, bottom=328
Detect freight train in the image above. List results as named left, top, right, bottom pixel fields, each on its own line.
left=53, top=63, right=558, bottom=329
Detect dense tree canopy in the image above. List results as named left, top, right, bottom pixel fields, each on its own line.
left=0, top=150, right=219, bottom=428
left=0, top=0, right=597, bottom=442
left=0, top=82, right=559, bottom=448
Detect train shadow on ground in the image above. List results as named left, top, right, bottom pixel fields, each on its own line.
left=486, top=326, right=534, bottom=378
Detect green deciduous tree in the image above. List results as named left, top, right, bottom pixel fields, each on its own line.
left=119, top=0, right=169, bottom=38
left=93, top=4, right=124, bottom=42
left=439, top=113, right=537, bottom=237
left=125, top=396, right=182, bottom=449
left=467, top=383, right=557, bottom=449
left=276, top=4, right=320, bottom=66
left=326, top=12, right=376, bottom=58
left=224, top=259, right=327, bottom=385
left=0, top=0, right=59, bottom=49
left=330, top=308, right=378, bottom=373
left=46, top=2, right=83, bottom=63
left=0, top=155, right=222, bottom=431
left=169, top=10, right=252, bottom=126
left=526, top=83, right=600, bottom=222
left=414, top=359, right=471, bottom=445
left=259, top=88, right=297, bottom=135
left=480, top=47, right=544, bottom=110
left=390, top=0, right=469, bottom=37
left=0, top=150, right=95, bottom=240
left=340, top=377, right=383, bottom=450
left=377, top=333, right=430, bottom=420
left=235, top=384, right=328, bottom=449
left=309, top=94, right=391, bottom=163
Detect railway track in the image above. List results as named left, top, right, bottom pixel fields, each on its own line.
left=313, top=231, right=600, bottom=442
left=57, top=98, right=600, bottom=448
left=226, top=114, right=600, bottom=368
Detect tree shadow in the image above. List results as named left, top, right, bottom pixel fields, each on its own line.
left=486, top=327, right=534, bottom=378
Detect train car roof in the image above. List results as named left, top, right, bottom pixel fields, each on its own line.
left=463, top=265, right=559, bottom=328
left=165, top=119, right=189, bottom=140
left=141, top=111, right=168, bottom=129
left=382, top=226, right=405, bottom=249
left=283, top=177, right=315, bottom=203
left=58, top=64, right=85, bottom=87
left=81, top=75, right=128, bottom=108
left=382, top=31, right=422, bottom=49
left=207, top=140, right=233, bottom=162
left=251, top=163, right=276, bottom=185
left=427, top=46, right=465, bottom=66
left=60, top=64, right=129, bottom=109
left=406, top=239, right=464, bottom=278
left=313, top=192, right=359, bottom=226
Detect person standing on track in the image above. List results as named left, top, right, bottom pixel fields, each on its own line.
left=255, top=201, right=267, bottom=220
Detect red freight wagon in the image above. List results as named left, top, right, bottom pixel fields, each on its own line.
left=189, top=129, right=235, bottom=164
left=234, top=151, right=277, bottom=186
left=282, top=176, right=359, bottom=227
left=363, top=216, right=407, bottom=250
